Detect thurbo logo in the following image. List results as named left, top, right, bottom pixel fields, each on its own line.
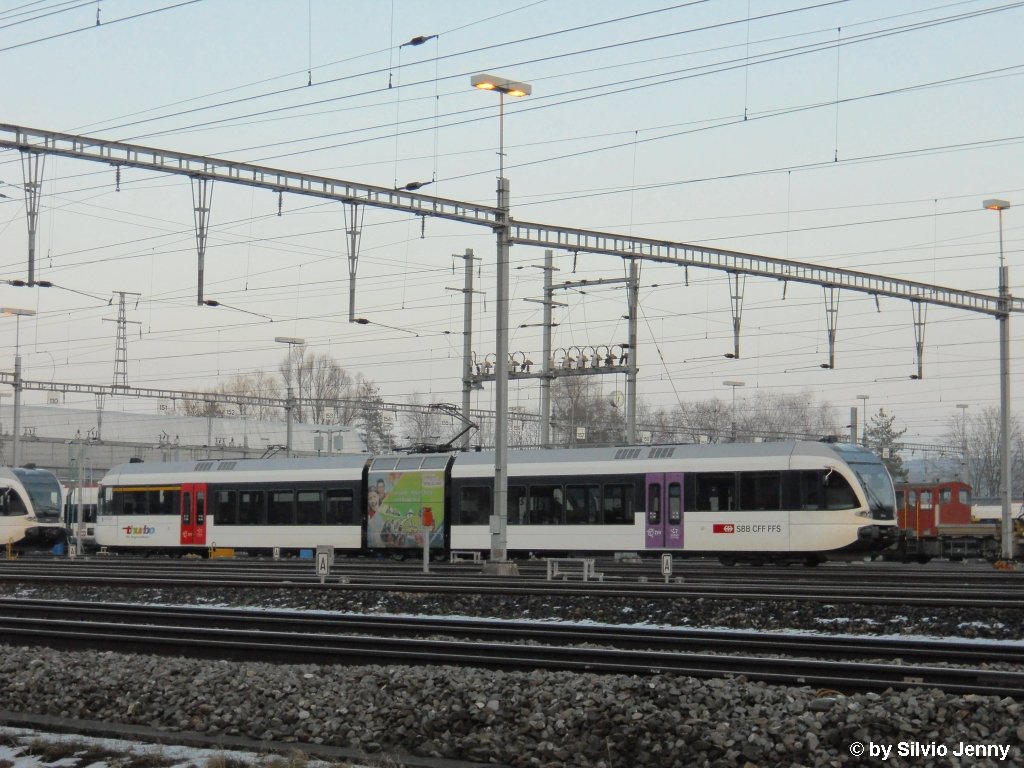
left=123, top=525, right=156, bottom=536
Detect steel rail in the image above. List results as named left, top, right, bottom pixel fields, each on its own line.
left=2, top=598, right=1021, bottom=666
left=0, top=567, right=1021, bottom=607
left=0, top=607, right=1020, bottom=697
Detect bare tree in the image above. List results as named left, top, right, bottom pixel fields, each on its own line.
left=356, top=380, right=394, bottom=453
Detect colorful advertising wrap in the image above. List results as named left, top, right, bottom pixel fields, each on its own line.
left=367, top=469, right=444, bottom=549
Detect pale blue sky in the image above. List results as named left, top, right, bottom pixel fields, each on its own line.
left=0, top=0, right=1021, bottom=443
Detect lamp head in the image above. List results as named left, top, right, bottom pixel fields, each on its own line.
left=983, top=198, right=1010, bottom=211
left=471, top=73, right=532, bottom=97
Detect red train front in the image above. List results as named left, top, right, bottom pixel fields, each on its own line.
left=894, top=480, right=972, bottom=537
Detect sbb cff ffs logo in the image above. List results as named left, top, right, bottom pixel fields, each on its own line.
left=713, top=523, right=735, bottom=534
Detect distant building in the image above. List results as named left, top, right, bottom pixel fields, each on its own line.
left=0, top=404, right=366, bottom=483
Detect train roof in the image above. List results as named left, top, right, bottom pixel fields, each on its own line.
left=102, top=454, right=370, bottom=485
left=100, top=440, right=885, bottom=485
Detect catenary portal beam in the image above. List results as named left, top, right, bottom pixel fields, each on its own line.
left=1, top=123, right=1018, bottom=317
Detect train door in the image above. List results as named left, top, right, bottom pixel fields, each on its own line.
left=644, top=473, right=683, bottom=549
left=180, top=483, right=208, bottom=546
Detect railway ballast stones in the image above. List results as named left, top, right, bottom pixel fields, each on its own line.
left=1, top=644, right=1022, bottom=767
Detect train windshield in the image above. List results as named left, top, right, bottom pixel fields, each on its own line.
left=849, top=462, right=896, bottom=518
left=12, top=468, right=63, bottom=521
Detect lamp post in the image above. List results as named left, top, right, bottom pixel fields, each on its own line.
left=275, top=336, right=305, bottom=457
left=3, top=307, right=35, bottom=467
left=472, top=73, right=531, bottom=573
left=723, top=380, right=745, bottom=442
left=956, top=403, right=969, bottom=483
left=856, top=394, right=870, bottom=447
left=983, top=198, right=1013, bottom=560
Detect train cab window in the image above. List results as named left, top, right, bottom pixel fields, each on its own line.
left=647, top=484, right=661, bottom=523
left=668, top=483, right=682, bottom=524
left=895, top=489, right=906, bottom=511
left=458, top=486, right=491, bottom=525
left=214, top=490, right=237, bottom=526
left=908, top=490, right=917, bottom=508
left=0, top=490, right=27, bottom=517
left=528, top=485, right=563, bottom=525
left=508, top=485, right=527, bottom=525
left=565, top=484, right=600, bottom=524
left=940, top=488, right=952, bottom=504
left=739, top=472, right=781, bottom=511
left=603, top=484, right=634, bottom=524
left=959, top=488, right=971, bottom=506
left=920, top=491, right=932, bottom=509
left=824, top=472, right=857, bottom=510
left=297, top=490, right=323, bottom=525
left=326, top=489, right=356, bottom=525
left=238, top=490, right=265, bottom=525
left=694, top=473, right=735, bottom=512
left=268, top=491, right=295, bottom=525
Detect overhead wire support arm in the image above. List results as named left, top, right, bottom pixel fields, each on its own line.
left=3, top=123, right=1018, bottom=318
left=508, top=220, right=1024, bottom=317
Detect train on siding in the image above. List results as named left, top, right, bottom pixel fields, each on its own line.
left=0, top=465, right=66, bottom=551
left=93, top=440, right=898, bottom=564
left=894, top=479, right=1024, bottom=561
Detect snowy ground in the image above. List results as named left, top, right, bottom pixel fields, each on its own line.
left=0, top=727, right=361, bottom=768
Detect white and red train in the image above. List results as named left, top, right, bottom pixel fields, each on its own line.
left=93, top=440, right=898, bottom=563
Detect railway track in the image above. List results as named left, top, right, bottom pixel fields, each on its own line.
left=1, top=598, right=1021, bottom=697
left=1, top=558, right=1022, bottom=607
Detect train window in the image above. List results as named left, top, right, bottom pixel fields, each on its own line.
left=326, top=489, right=356, bottom=525
left=528, top=485, right=563, bottom=525
left=940, top=488, right=952, bottom=504
left=603, top=484, right=634, bottom=524
left=397, top=458, right=422, bottom=470
left=694, top=473, right=735, bottom=512
left=895, top=489, right=905, bottom=510
left=156, top=490, right=178, bottom=515
left=268, top=491, right=295, bottom=525
left=647, top=484, right=661, bottom=524
left=508, top=486, right=526, bottom=525
left=372, top=458, right=398, bottom=471
left=824, top=472, right=857, bottom=510
left=297, top=490, right=323, bottom=525
left=422, top=456, right=448, bottom=469
left=214, top=491, right=237, bottom=525
left=739, top=473, right=781, bottom=511
left=458, top=486, right=491, bottom=525
left=959, top=488, right=971, bottom=506
left=920, top=491, right=932, bottom=508
left=909, top=490, right=917, bottom=507
left=238, top=490, right=265, bottom=525
left=565, top=484, right=600, bottom=524
left=668, top=483, right=682, bottom=524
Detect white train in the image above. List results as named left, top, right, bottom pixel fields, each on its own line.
left=0, top=465, right=67, bottom=550
left=93, top=441, right=897, bottom=564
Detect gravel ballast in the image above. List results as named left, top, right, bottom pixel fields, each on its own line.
left=1, top=581, right=1022, bottom=767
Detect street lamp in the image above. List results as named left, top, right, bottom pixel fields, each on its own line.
left=3, top=307, right=35, bottom=466
left=856, top=394, right=870, bottom=447
left=275, top=336, right=305, bottom=457
left=472, top=73, right=531, bottom=574
left=983, top=198, right=1013, bottom=560
left=723, top=380, right=745, bottom=442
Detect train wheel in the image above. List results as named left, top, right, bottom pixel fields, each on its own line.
left=803, top=555, right=822, bottom=567
left=718, top=556, right=736, bottom=567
